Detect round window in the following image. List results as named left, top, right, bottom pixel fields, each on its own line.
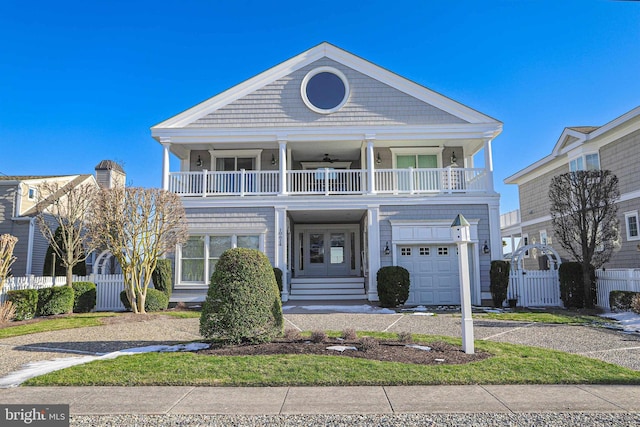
left=301, top=67, right=349, bottom=114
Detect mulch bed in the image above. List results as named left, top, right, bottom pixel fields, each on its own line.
left=197, top=338, right=490, bottom=365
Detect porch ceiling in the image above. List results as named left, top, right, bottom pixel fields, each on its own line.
left=289, top=209, right=366, bottom=224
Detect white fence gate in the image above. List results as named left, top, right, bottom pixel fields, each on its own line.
left=508, top=269, right=562, bottom=307
left=595, top=269, right=640, bottom=311
left=1, top=274, right=127, bottom=311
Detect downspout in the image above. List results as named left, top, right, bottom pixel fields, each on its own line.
left=26, top=217, right=35, bottom=275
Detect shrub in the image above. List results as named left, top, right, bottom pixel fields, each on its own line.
left=341, top=328, right=357, bottom=341
left=7, top=289, right=38, bottom=320
left=559, top=262, right=596, bottom=309
left=72, top=282, right=96, bottom=313
left=359, top=336, right=379, bottom=352
left=376, top=266, right=410, bottom=308
left=310, top=330, right=327, bottom=343
left=397, top=331, right=413, bottom=343
left=273, top=267, right=283, bottom=293
left=490, top=260, right=510, bottom=308
left=284, top=328, right=301, bottom=341
left=152, top=259, right=173, bottom=299
left=37, top=286, right=74, bottom=316
left=609, top=290, right=639, bottom=312
left=120, top=289, right=169, bottom=312
left=0, top=301, right=16, bottom=323
left=631, top=294, right=640, bottom=314
left=200, top=248, right=283, bottom=344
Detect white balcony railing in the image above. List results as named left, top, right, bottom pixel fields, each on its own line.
left=168, top=168, right=488, bottom=197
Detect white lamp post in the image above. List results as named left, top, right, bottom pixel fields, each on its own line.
left=451, top=214, right=474, bottom=354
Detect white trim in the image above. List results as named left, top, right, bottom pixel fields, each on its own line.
left=26, top=218, right=35, bottom=275
left=300, top=66, right=350, bottom=114
left=151, top=42, right=502, bottom=130
left=624, top=211, right=640, bottom=241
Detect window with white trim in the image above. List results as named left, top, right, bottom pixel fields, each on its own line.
left=28, top=187, right=37, bottom=200
left=179, top=233, right=264, bottom=285
left=569, top=153, right=600, bottom=172
left=625, top=211, right=639, bottom=241
left=539, top=230, right=548, bottom=246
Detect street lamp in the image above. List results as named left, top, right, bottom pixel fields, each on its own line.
left=451, top=214, right=474, bottom=354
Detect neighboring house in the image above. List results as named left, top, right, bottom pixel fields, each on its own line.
left=0, top=161, right=125, bottom=276
left=504, top=106, right=640, bottom=270
left=151, top=42, right=503, bottom=306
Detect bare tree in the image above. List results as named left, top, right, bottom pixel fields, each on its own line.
left=549, top=170, right=619, bottom=308
left=35, top=179, right=98, bottom=287
left=0, top=234, right=18, bottom=294
left=88, top=187, right=187, bottom=314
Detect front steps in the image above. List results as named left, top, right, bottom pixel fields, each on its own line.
left=288, top=277, right=366, bottom=300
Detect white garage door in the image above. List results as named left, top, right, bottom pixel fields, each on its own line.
left=398, top=245, right=460, bottom=306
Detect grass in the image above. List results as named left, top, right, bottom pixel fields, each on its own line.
left=481, top=310, right=609, bottom=325
left=23, top=332, right=640, bottom=387
left=0, top=312, right=119, bottom=339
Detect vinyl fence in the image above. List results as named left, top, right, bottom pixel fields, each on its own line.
left=1, top=274, right=127, bottom=312
left=508, top=269, right=562, bottom=307
left=595, top=269, right=640, bottom=311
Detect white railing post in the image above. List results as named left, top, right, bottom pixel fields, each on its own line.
left=240, top=169, right=246, bottom=197
left=409, top=167, right=415, bottom=194
left=202, top=169, right=208, bottom=197
left=324, top=168, right=329, bottom=196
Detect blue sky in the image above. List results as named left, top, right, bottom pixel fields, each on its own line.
left=1, top=1, right=638, bottom=213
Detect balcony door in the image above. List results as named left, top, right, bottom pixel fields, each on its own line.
left=296, top=225, right=359, bottom=277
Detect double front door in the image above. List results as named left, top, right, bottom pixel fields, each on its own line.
left=296, top=225, right=360, bottom=277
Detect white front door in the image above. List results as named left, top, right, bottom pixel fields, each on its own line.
left=296, top=226, right=359, bottom=277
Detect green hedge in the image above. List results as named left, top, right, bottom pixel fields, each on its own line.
left=152, top=259, right=173, bottom=299
left=200, top=248, right=283, bottom=344
left=489, top=260, right=510, bottom=308
left=376, top=266, right=410, bottom=308
left=72, top=282, right=96, bottom=313
left=609, top=290, right=639, bottom=312
left=120, top=288, right=169, bottom=312
left=559, top=262, right=596, bottom=309
left=37, top=286, right=74, bottom=316
left=7, top=289, right=38, bottom=320
left=273, top=267, right=283, bottom=293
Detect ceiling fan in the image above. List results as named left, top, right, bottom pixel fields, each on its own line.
left=322, top=153, right=339, bottom=163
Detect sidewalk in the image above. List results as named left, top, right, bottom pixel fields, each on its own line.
left=2, top=385, right=640, bottom=415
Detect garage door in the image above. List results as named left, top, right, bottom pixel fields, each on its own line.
left=398, top=245, right=460, bottom=306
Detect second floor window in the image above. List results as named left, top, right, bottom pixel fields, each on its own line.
left=569, top=153, right=600, bottom=172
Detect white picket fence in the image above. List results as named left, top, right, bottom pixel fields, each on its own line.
left=595, top=269, right=640, bottom=311
left=0, top=274, right=127, bottom=311
left=508, top=269, right=562, bottom=307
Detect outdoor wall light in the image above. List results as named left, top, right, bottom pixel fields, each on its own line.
left=483, top=240, right=490, bottom=254
left=384, top=242, right=390, bottom=255
left=376, top=152, right=382, bottom=164
left=196, top=155, right=203, bottom=167
left=271, top=153, right=277, bottom=165
left=450, top=151, right=457, bottom=164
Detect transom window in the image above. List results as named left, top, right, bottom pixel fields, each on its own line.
left=569, top=153, right=600, bottom=172
left=437, top=247, right=449, bottom=256
left=301, top=67, right=349, bottom=114
left=400, top=247, right=411, bottom=256
left=179, top=233, right=263, bottom=285
left=419, top=247, right=430, bottom=256
left=625, top=211, right=639, bottom=241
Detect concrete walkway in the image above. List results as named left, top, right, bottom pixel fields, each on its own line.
left=2, top=385, right=640, bottom=415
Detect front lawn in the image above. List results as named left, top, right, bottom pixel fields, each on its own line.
left=482, top=310, right=609, bottom=325
left=24, top=333, right=640, bottom=386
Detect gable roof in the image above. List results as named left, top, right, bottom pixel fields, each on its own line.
left=152, top=42, right=501, bottom=132
left=21, top=174, right=97, bottom=216
left=505, top=105, right=640, bottom=185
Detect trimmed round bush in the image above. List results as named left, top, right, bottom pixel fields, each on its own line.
left=120, top=288, right=169, bottom=312
left=376, top=266, right=410, bottom=308
left=152, top=259, right=173, bottom=299
left=273, top=267, right=283, bottom=293
left=490, top=260, right=510, bottom=308
left=7, top=289, right=38, bottom=320
left=37, top=286, right=74, bottom=316
left=72, top=282, right=96, bottom=313
left=200, top=248, right=283, bottom=344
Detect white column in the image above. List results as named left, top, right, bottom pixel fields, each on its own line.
left=483, top=138, right=494, bottom=192
left=366, top=207, right=381, bottom=301
left=366, top=136, right=376, bottom=194
left=275, top=208, right=289, bottom=301
left=209, top=150, right=216, bottom=170
left=26, top=218, right=35, bottom=275
left=278, top=140, right=287, bottom=195
left=161, top=139, right=171, bottom=191
left=488, top=201, right=501, bottom=259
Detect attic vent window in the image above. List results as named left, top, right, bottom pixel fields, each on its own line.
left=301, top=67, right=349, bottom=114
